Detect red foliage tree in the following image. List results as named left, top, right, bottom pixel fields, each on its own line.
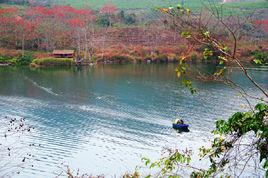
left=0, top=5, right=96, bottom=51
left=67, top=18, right=85, bottom=28
left=254, top=20, right=268, bottom=33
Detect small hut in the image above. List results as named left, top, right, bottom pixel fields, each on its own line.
left=52, top=50, right=75, bottom=58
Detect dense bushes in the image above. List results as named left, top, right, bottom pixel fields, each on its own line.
left=0, top=55, right=20, bottom=66
left=0, top=55, right=13, bottom=64
left=97, top=14, right=111, bottom=27
left=16, top=52, right=33, bottom=65
left=31, top=58, right=74, bottom=67
left=96, top=55, right=133, bottom=64
left=252, top=50, right=268, bottom=65
left=0, top=52, right=33, bottom=65
left=119, top=10, right=137, bottom=25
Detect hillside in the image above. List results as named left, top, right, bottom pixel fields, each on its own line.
left=57, top=0, right=268, bottom=10
left=1, top=0, right=267, bottom=10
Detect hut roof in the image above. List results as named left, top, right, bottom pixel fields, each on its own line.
left=52, top=50, right=75, bottom=55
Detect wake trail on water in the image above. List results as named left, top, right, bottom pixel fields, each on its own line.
left=24, top=76, right=59, bottom=96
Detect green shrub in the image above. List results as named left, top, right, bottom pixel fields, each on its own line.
left=252, top=50, right=268, bottom=65
left=110, top=55, right=132, bottom=61
left=0, top=55, right=17, bottom=65
left=0, top=55, right=12, bottom=62
left=119, top=10, right=137, bottom=25
left=97, top=14, right=111, bottom=27
left=31, top=58, right=74, bottom=66
left=91, top=55, right=98, bottom=62
left=17, top=52, right=33, bottom=66
left=96, top=55, right=133, bottom=64
left=8, top=58, right=18, bottom=65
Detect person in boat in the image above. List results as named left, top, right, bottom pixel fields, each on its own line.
left=174, top=118, right=184, bottom=124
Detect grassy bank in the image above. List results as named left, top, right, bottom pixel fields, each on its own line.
left=0, top=41, right=267, bottom=67
left=31, top=58, right=75, bottom=67
left=0, top=52, right=34, bottom=66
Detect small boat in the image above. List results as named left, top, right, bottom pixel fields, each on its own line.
left=172, top=123, right=190, bottom=132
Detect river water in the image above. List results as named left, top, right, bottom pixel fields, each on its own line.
left=0, top=64, right=267, bottom=177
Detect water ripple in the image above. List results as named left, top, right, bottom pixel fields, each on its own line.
left=0, top=65, right=266, bottom=177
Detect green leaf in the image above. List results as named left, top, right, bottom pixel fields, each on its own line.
left=203, top=31, right=210, bottom=38
left=181, top=31, right=191, bottom=39
left=177, top=4, right=182, bottom=9
left=203, top=48, right=213, bottom=60
left=181, top=64, right=186, bottom=73
left=177, top=70, right=181, bottom=78
left=186, top=8, right=191, bottom=15
left=142, top=157, right=151, bottom=166
left=219, top=56, right=228, bottom=62
left=255, top=103, right=268, bottom=111
left=222, top=45, right=229, bottom=52
left=186, top=157, right=191, bottom=165
left=219, top=60, right=224, bottom=65
left=150, top=163, right=156, bottom=169
left=214, top=68, right=225, bottom=77
left=253, top=59, right=262, bottom=65
left=182, top=79, right=197, bottom=94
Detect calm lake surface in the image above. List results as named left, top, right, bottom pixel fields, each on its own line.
left=0, top=64, right=267, bottom=177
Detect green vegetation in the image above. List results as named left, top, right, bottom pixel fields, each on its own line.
left=55, top=0, right=268, bottom=12
left=97, top=55, right=134, bottom=63
left=58, top=0, right=174, bottom=9
left=16, top=52, right=33, bottom=65
left=223, top=1, right=268, bottom=10
left=0, top=55, right=14, bottom=64
left=119, top=10, right=137, bottom=25
left=96, top=14, right=112, bottom=27
left=31, top=58, right=74, bottom=67
left=0, top=52, right=33, bottom=66
left=252, top=50, right=268, bottom=65
left=217, top=1, right=268, bottom=16
left=5, top=0, right=259, bottom=11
